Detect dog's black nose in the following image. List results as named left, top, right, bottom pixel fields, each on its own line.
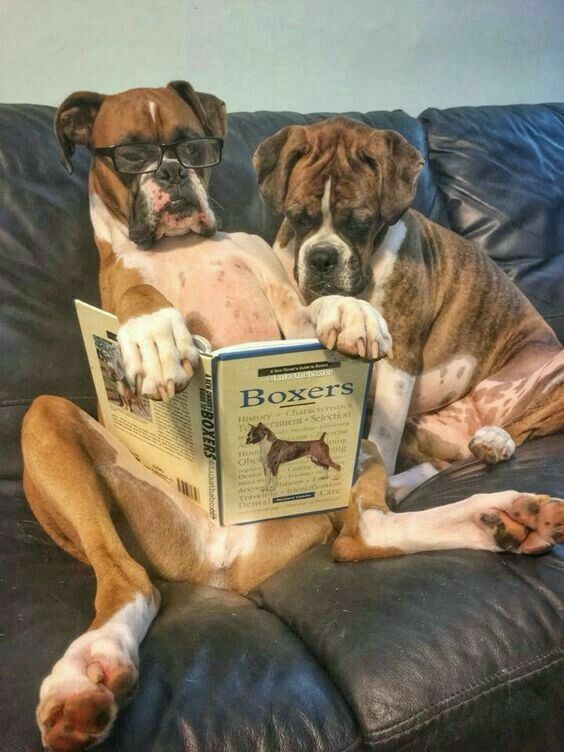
left=308, top=246, right=339, bottom=273
left=156, top=161, right=188, bottom=185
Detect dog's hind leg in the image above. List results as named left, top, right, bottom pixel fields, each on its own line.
left=504, top=381, right=564, bottom=446
left=332, top=440, right=564, bottom=561
left=468, top=348, right=564, bottom=459
left=22, top=395, right=217, bottom=751
left=334, top=489, right=564, bottom=561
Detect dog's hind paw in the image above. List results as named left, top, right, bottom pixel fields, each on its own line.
left=469, top=425, right=515, bottom=464
left=476, top=493, right=564, bottom=553
left=37, top=611, right=144, bottom=751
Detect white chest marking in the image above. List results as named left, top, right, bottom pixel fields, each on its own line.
left=259, top=436, right=274, bottom=467
left=148, top=100, right=157, bottom=123
left=370, top=219, right=407, bottom=308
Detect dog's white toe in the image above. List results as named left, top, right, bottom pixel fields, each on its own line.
left=117, top=307, right=199, bottom=400
left=469, top=425, right=516, bottom=464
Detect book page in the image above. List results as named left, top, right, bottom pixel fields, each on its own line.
left=215, top=345, right=371, bottom=525
left=75, top=301, right=211, bottom=515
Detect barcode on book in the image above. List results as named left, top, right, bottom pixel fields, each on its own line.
left=177, top=478, right=200, bottom=501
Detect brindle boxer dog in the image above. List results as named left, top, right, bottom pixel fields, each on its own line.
left=22, top=87, right=563, bottom=751
left=253, top=116, right=564, bottom=499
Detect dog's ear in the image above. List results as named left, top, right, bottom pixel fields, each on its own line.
left=253, top=125, right=308, bottom=213
left=54, top=91, right=106, bottom=174
left=362, top=130, right=424, bottom=225
left=167, top=81, right=227, bottom=139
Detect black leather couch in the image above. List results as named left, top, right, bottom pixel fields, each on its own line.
left=1, top=102, right=562, bottom=752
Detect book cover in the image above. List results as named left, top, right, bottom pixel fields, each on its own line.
left=75, top=300, right=372, bottom=525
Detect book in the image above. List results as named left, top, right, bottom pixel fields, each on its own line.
left=75, top=300, right=372, bottom=526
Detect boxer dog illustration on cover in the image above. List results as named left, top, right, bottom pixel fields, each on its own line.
left=253, top=117, right=564, bottom=500
left=246, top=422, right=340, bottom=489
left=21, top=84, right=563, bottom=751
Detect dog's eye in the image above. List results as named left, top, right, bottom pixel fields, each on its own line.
left=338, top=212, right=372, bottom=237
left=360, top=153, right=379, bottom=172
left=287, top=207, right=315, bottom=229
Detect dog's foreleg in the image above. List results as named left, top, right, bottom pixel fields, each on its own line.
left=264, top=468, right=273, bottom=491
left=115, top=283, right=200, bottom=401
left=307, top=296, right=393, bottom=360
left=368, top=359, right=416, bottom=474
left=388, top=462, right=439, bottom=503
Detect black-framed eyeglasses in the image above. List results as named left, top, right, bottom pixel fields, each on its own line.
left=93, top=137, right=224, bottom=174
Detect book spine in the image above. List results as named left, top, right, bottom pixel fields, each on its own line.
left=198, top=355, right=220, bottom=523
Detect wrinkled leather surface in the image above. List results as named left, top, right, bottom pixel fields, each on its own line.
left=1, top=438, right=562, bottom=751
left=0, top=102, right=563, bottom=751
left=0, top=484, right=359, bottom=752
left=254, top=435, right=564, bottom=752
left=0, top=105, right=100, bottom=480
left=421, top=104, right=564, bottom=341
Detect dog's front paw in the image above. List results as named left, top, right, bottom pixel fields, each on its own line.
left=469, top=425, right=515, bottom=464
left=309, top=296, right=392, bottom=360
left=117, top=307, right=200, bottom=401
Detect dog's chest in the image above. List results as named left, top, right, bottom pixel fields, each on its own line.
left=113, top=234, right=281, bottom=348
left=259, top=438, right=274, bottom=468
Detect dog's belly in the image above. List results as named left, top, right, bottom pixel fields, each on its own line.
left=409, top=355, right=477, bottom=415
left=117, top=234, right=281, bottom=348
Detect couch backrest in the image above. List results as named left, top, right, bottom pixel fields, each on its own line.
left=0, top=102, right=562, bottom=479
left=421, top=104, right=564, bottom=339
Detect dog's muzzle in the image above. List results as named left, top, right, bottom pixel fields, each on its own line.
left=307, top=245, right=339, bottom=274
left=128, top=166, right=216, bottom=248
left=300, top=242, right=363, bottom=298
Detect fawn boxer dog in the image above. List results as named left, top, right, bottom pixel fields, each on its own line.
left=22, top=85, right=563, bottom=750
left=253, top=117, right=564, bottom=499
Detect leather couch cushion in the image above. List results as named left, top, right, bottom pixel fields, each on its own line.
left=2, top=436, right=562, bottom=751
left=1, top=481, right=358, bottom=752
left=420, top=104, right=564, bottom=341
left=253, top=434, right=564, bottom=751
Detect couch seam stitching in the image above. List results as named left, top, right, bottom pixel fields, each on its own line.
left=366, top=651, right=562, bottom=742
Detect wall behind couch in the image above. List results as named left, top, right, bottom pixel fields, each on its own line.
left=1, top=0, right=562, bottom=114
